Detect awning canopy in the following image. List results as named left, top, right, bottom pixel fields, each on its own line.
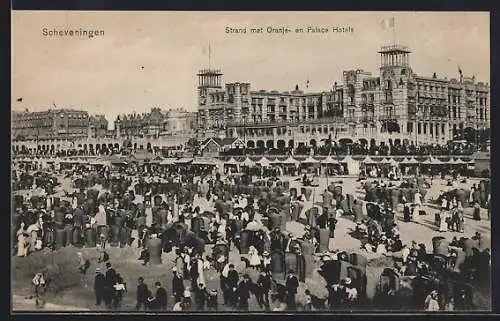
left=322, top=156, right=340, bottom=164
left=423, top=157, right=443, bottom=165
left=160, top=158, right=176, bottom=165
left=240, top=157, right=255, bottom=167
left=362, top=156, right=377, bottom=164
left=192, top=158, right=218, bottom=166
left=302, top=156, right=320, bottom=164
left=108, top=155, right=128, bottom=165
left=452, top=157, right=467, bottom=164
left=175, top=158, right=193, bottom=164
left=401, top=157, right=419, bottom=165
left=225, top=157, right=240, bottom=165
left=257, top=157, right=271, bottom=167
left=275, top=156, right=299, bottom=166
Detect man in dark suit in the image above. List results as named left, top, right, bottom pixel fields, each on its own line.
left=237, top=274, right=251, bottom=311
left=227, top=264, right=239, bottom=308
left=172, top=268, right=185, bottom=303
left=154, top=281, right=168, bottom=310
left=136, top=277, right=149, bottom=310
left=256, top=270, right=272, bottom=309
left=104, top=262, right=117, bottom=307
left=285, top=270, right=299, bottom=310
left=94, top=268, right=106, bottom=306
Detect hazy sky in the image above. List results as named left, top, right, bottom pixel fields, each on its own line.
left=12, top=11, right=489, bottom=127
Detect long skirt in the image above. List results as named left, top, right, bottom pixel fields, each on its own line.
left=439, top=219, right=448, bottom=232
left=17, top=235, right=25, bottom=257
left=473, top=208, right=481, bottom=221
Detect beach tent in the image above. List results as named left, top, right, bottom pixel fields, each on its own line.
left=302, top=156, right=320, bottom=164
left=257, top=157, right=271, bottom=168
left=322, top=156, right=340, bottom=165
left=362, top=156, right=377, bottom=164
left=241, top=157, right=255, bottom=167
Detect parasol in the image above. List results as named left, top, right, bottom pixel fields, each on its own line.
left=285, top=221, right=307, bottom=238
left=246, top=221, right=267, bottom=231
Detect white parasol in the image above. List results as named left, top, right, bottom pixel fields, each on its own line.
left=285, top=221, right=307, bottom=238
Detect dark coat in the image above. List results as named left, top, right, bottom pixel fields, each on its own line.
left=257, top=274, right=272, bottom=291
left=238, top=281, right=251, bottom=300
left=155, top=287, right=168, bottom=309
left=105, top=268, right=117, bottom=286
left=137, top=283, right=149, bottom=303
left=316, top=214, right=328, bottom=229
left=285, top=275, right=299, bottom=294
left=172, top=275, right=185, bottom=297
left=227, top=270, right=239, bottom=288
left=94, top=273, right=106, bottom=292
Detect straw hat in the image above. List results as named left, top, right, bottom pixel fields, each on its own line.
left=344, top=277, right=352, bottom=285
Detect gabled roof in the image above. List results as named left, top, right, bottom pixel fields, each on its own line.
left=201, top=137, right=222, bottom=149
left=217, top=137, right=243, bottom=146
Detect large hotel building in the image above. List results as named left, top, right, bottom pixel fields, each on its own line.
left=197, top=44, right=490, bottom=149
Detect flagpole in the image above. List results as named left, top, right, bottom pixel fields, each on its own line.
left=392, top=18, right=396, bottom=45
left=208, top=43, right=211, bottom=69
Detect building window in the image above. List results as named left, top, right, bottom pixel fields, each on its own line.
left=417, top=123, right=421, bottom=134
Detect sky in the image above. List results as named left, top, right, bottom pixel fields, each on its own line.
left=12, top=11, right=489, bottom=129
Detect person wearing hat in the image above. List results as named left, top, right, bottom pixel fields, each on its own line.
left=425, top=290, right=440, bottom=311
left=136, top=277, right=149, bottom=310
left=226, top=264, right=239, bottom=307
left=172, top=267, right=185, bottom=303
left=104, top=262, right=117, bottom=307
left=206, top=288, right=218, bottom=311
left=344, top=277, right=358, bottom=305
left=237, top=274, right=251, bottom=310
left=260, top=251, right=271, bottom=272
left=376, top=236, right=388, bottom=255
left=285, top=270, right=299, bottom=310
left=153, top=281, right=168, bottom=310
left=194, top=282, right=209, bottom=310
left=256, top=270, right=272, bottom=310
left=405, top=255, right=418, bottom=276
left=94, top=268, right=106, bottom=306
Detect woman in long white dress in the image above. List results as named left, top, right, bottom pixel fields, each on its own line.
left=412, top=204, right=421, bottom=224
left=248, top=246, right=261, bottom=269
left=16, top=223, right=28, bottom=257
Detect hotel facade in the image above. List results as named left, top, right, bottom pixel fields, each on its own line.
left=196, top=44, right=490, bottom=149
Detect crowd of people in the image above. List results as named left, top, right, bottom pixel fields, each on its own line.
left=11, top=148, right=491, bottom=312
